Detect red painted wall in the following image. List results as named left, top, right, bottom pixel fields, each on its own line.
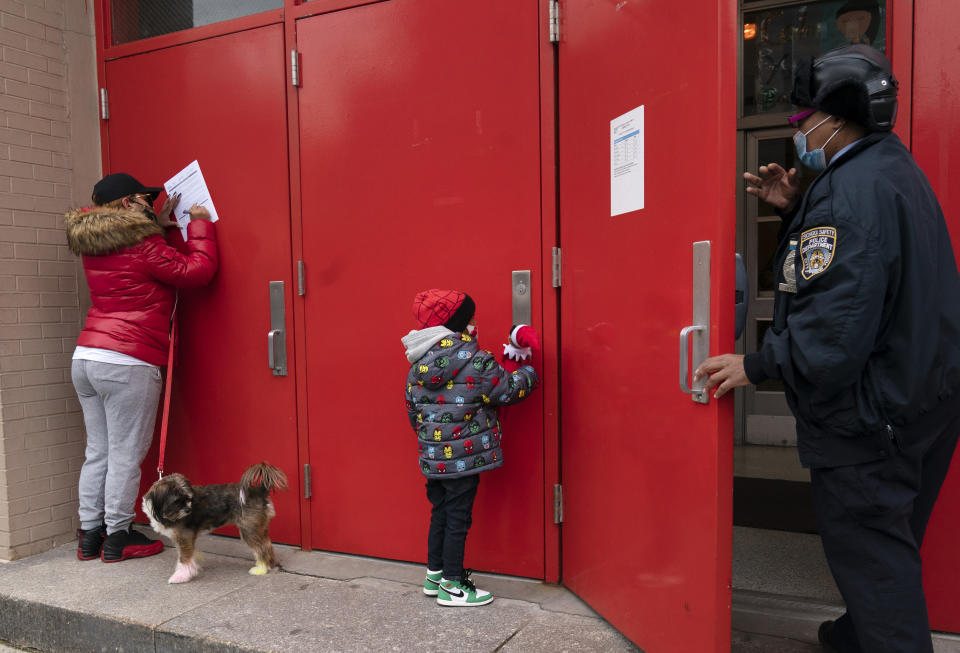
left=910, top=1, right=960, bottom=261
left=911, top=0, right=960, bottom=633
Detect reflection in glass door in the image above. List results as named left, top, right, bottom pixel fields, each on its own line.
left=740, top=1, right=886, bottom=125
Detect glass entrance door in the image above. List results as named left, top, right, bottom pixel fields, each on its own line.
left=735, top=0, right=890, bottom=496
left=737, top=0, right=887, bottom=457
left=741, top=128, right=818, bottom=448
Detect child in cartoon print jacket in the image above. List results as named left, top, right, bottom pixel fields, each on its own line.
left=401, top=289, right=538, bottom=607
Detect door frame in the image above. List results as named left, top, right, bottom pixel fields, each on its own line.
left=534, top=0, right=561, bottom=583
left=741, top=127, right=800, bottom=448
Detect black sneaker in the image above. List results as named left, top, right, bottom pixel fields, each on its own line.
left=101, top=528, right=164, bottom=562
left=76, top=524, right=106, bottom=561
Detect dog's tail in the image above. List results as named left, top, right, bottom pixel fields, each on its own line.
left=240, top=462, right=289, bottom=495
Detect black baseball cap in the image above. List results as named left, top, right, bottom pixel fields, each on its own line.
left=91, top=173, right=163, bottom=205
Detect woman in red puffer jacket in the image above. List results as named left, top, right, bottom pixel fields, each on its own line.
left=65, top=172, right=218, bottom=564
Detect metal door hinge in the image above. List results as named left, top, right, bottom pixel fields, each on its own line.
left=304, top=464, right=312, bottom=499
left=549, top=0, right=559, bottom=44
left=552, top=247, right=561, bottom=288
left=99, top=88, right=109, bottom=120
left=290, top=49, right=301, bottom=87
left=553, top=483, right=564, bottom=523
left=297, top=260, right=306, bottom=296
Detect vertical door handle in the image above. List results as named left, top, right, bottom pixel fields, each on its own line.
left=268, top=329, right=282, bottom=371
left=678, top=241, right=710, bottom=404
left=268, top=281, right=287, bottom=376
left=679, top=325, right=707, bottom=402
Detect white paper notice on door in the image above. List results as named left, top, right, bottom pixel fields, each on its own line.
left=163, top=160, right=219, bottom=240
left=610, top=105, right=644, bottom=216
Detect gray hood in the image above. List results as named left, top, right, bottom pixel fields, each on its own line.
left=402, top=326, right=455, bottom=363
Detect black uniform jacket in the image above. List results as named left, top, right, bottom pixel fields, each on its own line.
left=743, top=131, right=960, bottom=468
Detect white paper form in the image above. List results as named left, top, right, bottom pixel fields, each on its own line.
left=163, top=160, right=219, bottom=240
left=610, top=105, right=645, bottom=216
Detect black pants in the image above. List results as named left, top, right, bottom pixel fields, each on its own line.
left=426, top=474, right=480, bottom=581
left=811, top=412, right=960, bottom=653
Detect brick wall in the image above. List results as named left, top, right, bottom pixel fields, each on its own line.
left=0, top=0, right=98, bottom=561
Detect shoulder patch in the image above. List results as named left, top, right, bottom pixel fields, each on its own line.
left=800, top=226, right=837, bottom=280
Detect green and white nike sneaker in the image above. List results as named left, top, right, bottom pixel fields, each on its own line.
left=436, top=571, right=493, bottom=607
left=423, top=569, right=443, bottom=596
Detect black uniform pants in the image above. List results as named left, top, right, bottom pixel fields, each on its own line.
left=426, top=474, right=480, bottom=581
left=811, top=412, right=960, bottom=653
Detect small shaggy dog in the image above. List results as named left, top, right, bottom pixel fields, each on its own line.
left=142, top=462, right=288, bottom=584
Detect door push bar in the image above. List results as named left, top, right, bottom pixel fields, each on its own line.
left=268, top=281, right=287, bottom=376
left=512, top=270, right=531, bottom=327
left=679, top=241, right=710, bottom=404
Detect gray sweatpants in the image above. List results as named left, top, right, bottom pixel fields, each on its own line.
left=72, top=359, right=163, bottom=534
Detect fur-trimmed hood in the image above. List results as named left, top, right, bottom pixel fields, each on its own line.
left=64, top=206, right=163, bottom=256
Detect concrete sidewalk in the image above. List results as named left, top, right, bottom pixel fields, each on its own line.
left=0, top=526, right=642, bottom=653
left=0, top=527, right=829, bottom=652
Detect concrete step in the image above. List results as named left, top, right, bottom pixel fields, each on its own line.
left=733, top=526, right=841, bottom=603
left=732, top=526, right=960, bottom=652
left=733, top=590, right=960, bottom=652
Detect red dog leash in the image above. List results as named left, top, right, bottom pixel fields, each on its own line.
left=157, top=310, right=176, bottom=480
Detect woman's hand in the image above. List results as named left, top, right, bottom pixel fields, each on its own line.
left=187, top=205, right=212, bottom=221
left=156, top=193, right=181, bottom=228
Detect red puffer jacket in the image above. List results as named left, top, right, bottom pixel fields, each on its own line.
left=65, top=206, right=218, bottom=366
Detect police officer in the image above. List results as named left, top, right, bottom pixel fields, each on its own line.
left=695, top=45, right=960, bottom=653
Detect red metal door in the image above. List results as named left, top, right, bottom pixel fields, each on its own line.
left=296, top=0, right=549, bottom=577
left=558, top=3, right=736, bottom=650
left=910, top=0, right=960, bottom=633
left=104, top=25, right=301, bottom=545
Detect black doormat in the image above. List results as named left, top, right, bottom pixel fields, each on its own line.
left=733, top=476, right=819, bottom=534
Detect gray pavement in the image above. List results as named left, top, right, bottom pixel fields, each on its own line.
left=3, top=527, right=943, bottom=652
left=0, top=527, right=639, bottom=653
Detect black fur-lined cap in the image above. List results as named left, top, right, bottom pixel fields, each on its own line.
left=791, top=44, right=897, bottom=132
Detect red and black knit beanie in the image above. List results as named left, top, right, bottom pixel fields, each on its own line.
left=412, top=289, right=475, bottom=332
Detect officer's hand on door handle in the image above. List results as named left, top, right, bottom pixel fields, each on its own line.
left=744, top=163, right=801, bottom=213
left=694, top=354, right=749, bottom=399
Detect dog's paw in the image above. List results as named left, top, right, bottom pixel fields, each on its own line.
left=168, top=560, right=200, bottom=584
left=248, top=561, right=269, bottom=576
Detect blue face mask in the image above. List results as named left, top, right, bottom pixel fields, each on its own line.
left=793, top=116, right=842, bottom=171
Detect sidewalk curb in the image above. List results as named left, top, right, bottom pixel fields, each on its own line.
left=0, top=594, right=266, bottom=653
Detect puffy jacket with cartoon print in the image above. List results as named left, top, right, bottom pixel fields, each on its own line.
left=402, top=326, right=539, bottom=479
